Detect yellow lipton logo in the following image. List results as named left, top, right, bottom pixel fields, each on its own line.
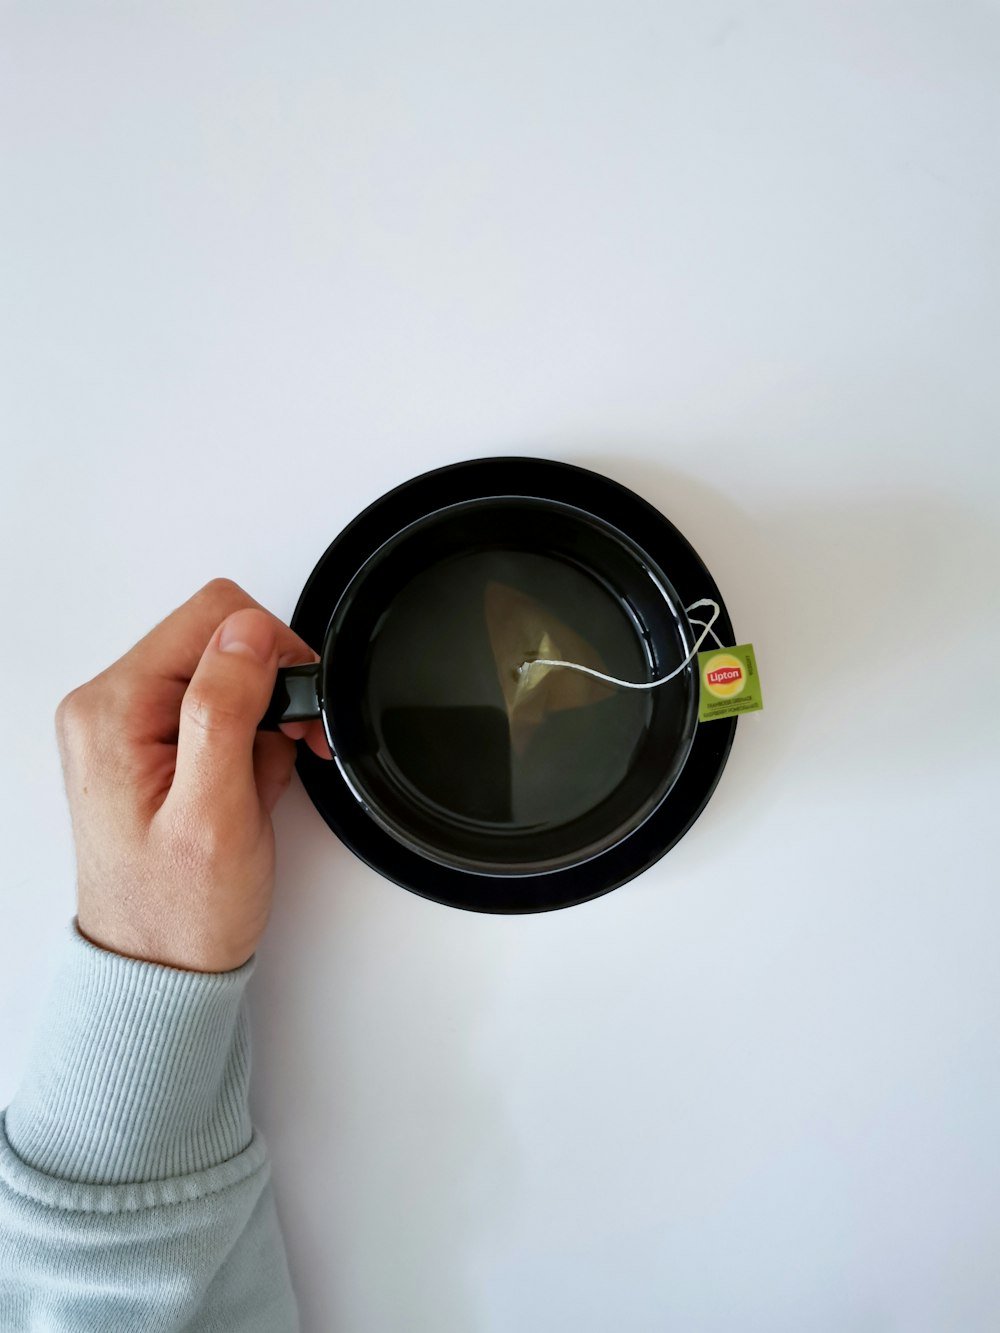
left=703, top=652, right=746, bottom=699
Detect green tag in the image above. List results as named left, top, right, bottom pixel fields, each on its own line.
left=698, top=643, right=763, bottom=722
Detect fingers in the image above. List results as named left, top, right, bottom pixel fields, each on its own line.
left=168, top=607, right=300, bottom=818
left=280, top=721, right=333, bottom=759
left=122, top=579, right=320, bottom=686
left=301, top=720, right=333, bottom=760
left=254, top=731, right=298, bottom=814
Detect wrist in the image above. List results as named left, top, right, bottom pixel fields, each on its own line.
left=76, top=905, right=257, bottom=975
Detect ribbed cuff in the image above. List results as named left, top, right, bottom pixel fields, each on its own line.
left=5, top=920, right=255, bottom=1186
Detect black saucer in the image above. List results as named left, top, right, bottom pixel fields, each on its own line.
left=290, top=458, right=736, bottom=914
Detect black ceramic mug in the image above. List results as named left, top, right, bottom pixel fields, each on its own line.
left=258, top=457, right=736, bottom=914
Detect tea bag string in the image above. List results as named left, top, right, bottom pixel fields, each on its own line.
left=688, top=611, right=725, bottom=651
left=516, top=598, right=722, bottom=690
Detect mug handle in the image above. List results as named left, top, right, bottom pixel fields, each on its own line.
left=258, top=662, right=322, bottom=730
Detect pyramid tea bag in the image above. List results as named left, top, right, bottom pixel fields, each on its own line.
left=364, top=550, right=657, bottom=834
left=484, top=580, right=614, bottom=755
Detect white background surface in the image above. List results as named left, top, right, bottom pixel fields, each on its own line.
left=2, top=4, right=999, bottom=1330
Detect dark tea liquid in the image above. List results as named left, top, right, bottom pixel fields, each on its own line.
left=364, top=550, right=655, bottom=832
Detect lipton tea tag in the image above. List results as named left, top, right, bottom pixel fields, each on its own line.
left=698, top=643, right=763, bottom=721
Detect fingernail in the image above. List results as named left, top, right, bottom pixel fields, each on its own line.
left=219, top=610, right=276, bottom=662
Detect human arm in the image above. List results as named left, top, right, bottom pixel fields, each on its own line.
left=0, top=579, right=330, bottom=1331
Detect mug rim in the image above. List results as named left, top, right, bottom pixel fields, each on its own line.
left=315, top=493, right=703, bottom=875
left=290, top=456, right=737, bottom=914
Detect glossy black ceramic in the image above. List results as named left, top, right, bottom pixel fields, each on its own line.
left=260, top=457, right=737, bottom=913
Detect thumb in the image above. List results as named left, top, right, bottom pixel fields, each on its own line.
left=170, top=608, right=281, bottom=817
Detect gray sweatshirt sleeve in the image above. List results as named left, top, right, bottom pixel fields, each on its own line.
left=0, top=921, right=299, bottom=1332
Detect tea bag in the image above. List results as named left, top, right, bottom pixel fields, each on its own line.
left=484, top=580, right=613, bottom=755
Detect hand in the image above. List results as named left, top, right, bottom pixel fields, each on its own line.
left=55, top=579, right=332, bottom=973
